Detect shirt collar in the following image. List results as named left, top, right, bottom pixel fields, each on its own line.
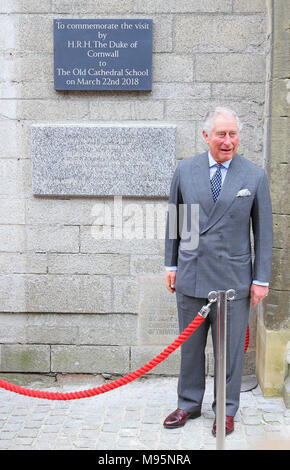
left=208, top=151, right=232, bottom=169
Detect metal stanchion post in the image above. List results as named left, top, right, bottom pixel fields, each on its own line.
left=216, top=290, right=227, bottom=450
left=215, top=289, right=236, bottom=451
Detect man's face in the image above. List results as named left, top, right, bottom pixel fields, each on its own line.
left=202, top=113, right=240, bottom=163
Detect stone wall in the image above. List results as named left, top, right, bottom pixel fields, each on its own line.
left=256, top=0, right=290, bottom=398
left=0, top=0, right=268, bottom=377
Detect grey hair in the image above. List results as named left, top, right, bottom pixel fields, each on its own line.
left=202, top=107, right=242, bottom=135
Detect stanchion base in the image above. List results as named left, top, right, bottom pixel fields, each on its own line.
left=240, top=375, right=258, bottom=392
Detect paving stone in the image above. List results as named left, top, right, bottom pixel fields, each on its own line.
left=0, top=376, right=289, bottom=450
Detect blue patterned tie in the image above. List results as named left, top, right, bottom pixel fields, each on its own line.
left=211, top=163, right=223, bottom=202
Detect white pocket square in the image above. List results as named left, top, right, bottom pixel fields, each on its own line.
left=236, top=189, right=251, bottom=197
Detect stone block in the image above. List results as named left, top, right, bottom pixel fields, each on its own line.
left=265, top=290, right=290, bottom=330
left=0, top=198, right=25, bottom=224
left=24, top=312, right=137, bottom=345
left=273, top=214, right=289, bottom=249
left=48, top=253, right=130, bottom=275
left=29, top=274, right=112, bottom=313
left=25, top=313, right=79, bottom=345
left=0, top=100, right=17, bottom=120
left=195, top=54, right=265, bottom=82
left=256, top=316, right=290, bottom=396
left=76, top=313, right=138, bottom=345
left=0, top=313, right=27, bottom=343
left=0, top=274, right=112, bottom=313
left=175, top=15, right=265, bottom=53
left=0, top=14, right=16, bottom=49
left=137, top=275, right=178, bottom=346
left=89, top=101, right=164, bottom=120
left=113, top=276, right=139, bottom=313
left=21, top=100, right=89, bottom=120
left=270, top=120, right=289, bottom=214
left=270, top=248, right=289, bottom=291
left=0, top=81, right=57, bottom=100
left=0, top=252, right=47, bottom=274
left=28, top=196, right=167, bottom=228
left=168, top=99, right=265, bottom=124
left=26, top=225, right=79, bottom=253
left=17, top=15, right=52, bottom=52
left=0, top=1, right=52, bottom=13
left=51, top=0, right=134, bottom=14
left=166, top=100, right=212, bottom=121
left=89, top=197, right=167, bottom=241
left=130, top=346, right=180, bottom=375
left=272, top=0, right=289, bottom=81
left=233, top=0, right=266, bottom=12
left=130, top=255, right=164, bottom=275
left=152, top=83, right=210, bottom=100
left=0, top=121, right=25, bottom=158
left=0, top=275, right=26, bottom=311
left=0, top=226, right=26, bottom=252
left=0, top=344, right=50, bottom=372
left=152, top=15, right=173, bottom=52
left=31, top=124, right=176, bottom=197
left=175, top=121, right=196, bottom=160
left=80, top=226, right=162, bottom=255
left=2, top=53, right=53, bottom=83
left=51, top=345, right=129, bottom=374
left=28, top=324, right=79, bottom=345
left=0, top=373, right=55, bottom=388
left=212, top=83, right=265, bottom=101
left=134, top=0, right=232, bottom=13
left=153, top=54, right=193, bottom=82
left=272, top=79, right=290, bottom=118
left=0, top=159, right=29, bottom=196
left=26, top=197, right=97, bottom=226
left=243, top=350, right=256, bottom=375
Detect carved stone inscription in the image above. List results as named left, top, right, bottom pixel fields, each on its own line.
left=31, top=124, right=176, bottom=197
left=138, top=276, right=179, bottom=346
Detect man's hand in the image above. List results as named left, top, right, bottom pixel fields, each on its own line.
left=164, top=270, right=176, bottom=293
left=250, top=284, right=269, bottom=307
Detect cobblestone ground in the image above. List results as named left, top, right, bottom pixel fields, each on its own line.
left=0, top=376, right=289, bottom=450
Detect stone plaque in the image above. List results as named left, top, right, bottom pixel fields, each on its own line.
left=138, top=276, right=179, bottom=346
left=31, top=124, right=176, bottom=197
left=54, top=18, right=153, bottom=90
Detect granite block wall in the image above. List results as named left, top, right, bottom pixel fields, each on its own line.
left=0, top=0, right=269, bottom=376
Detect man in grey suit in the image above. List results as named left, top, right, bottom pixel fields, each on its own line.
left=163, top=107, right=273, bottom=436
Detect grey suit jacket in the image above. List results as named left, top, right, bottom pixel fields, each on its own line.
left=165, top=152, right=273, bottom=299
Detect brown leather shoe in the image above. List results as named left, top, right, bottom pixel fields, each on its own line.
left=212, top=416, right=234, bottom=436
left=163, top=408, right=201, bottom=429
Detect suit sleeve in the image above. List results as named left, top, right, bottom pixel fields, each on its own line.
left=165, top=164, right=183, bottom=268
left=251, top=170, right=273, bottom=283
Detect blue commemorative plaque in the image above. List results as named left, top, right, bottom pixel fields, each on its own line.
left=54, top=18, right=153, bottom=91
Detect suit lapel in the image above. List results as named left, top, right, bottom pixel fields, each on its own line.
left=201, top=153, right=244, bottom=234
left=191, top=152, right=215, bottom=216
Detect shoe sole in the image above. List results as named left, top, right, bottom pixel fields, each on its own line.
left=212, top=428, right=234, bottom=437
left=163, top=410, right=201, bottom=429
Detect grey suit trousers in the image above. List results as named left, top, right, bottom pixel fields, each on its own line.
left=176, top=291, right=250, bottom=417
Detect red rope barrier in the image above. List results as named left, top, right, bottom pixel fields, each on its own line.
left=0, top=312, right=251, bottom=401
left=244, top=324, right=250, bottom=354
left=0, top=312, right=206, bottom=401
